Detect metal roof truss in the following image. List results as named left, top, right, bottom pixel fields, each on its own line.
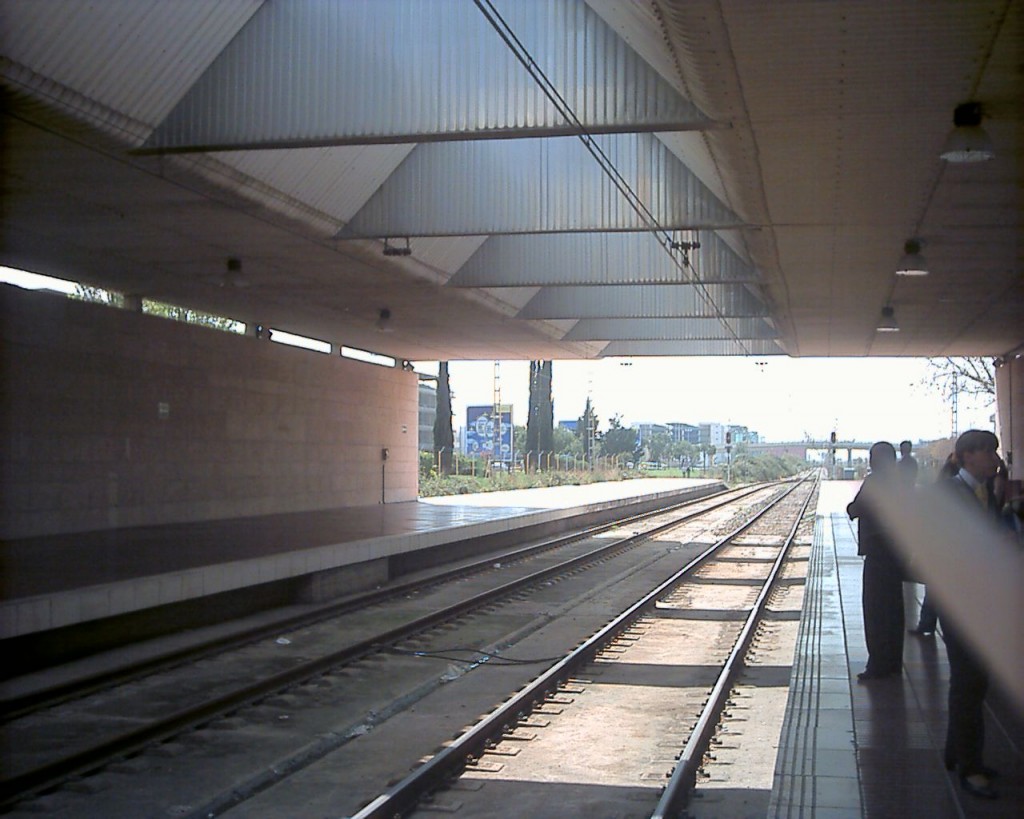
left=517, top=284, right=768, bottom=320
left=447, top=229, right=757, bottom=288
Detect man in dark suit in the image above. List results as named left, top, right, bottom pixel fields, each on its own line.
left=898, top=439, right=919, bottom=487
left=942, top=429, right=1002, bottom=799
left=847, top=441, right=904, bottom=681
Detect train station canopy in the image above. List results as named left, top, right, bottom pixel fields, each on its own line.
left=1, top=0, right=1021, bottom=360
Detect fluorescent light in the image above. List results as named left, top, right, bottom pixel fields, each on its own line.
left=940, top=102, right=994, bottom=163
left=896, top=239, right=928, bottom=276
left=876, top=305, right=899, bottom=333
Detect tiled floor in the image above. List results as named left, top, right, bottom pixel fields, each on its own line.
left=0, top=478, right=719, bottom=638
left=1, top=478, right=711, bottom=598
left=771, top=482, right=1023, bottom=817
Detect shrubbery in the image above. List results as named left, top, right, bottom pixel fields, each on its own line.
left=418, top=466, right=625, bottom=497
left=728, top=453, right=806, bottom=482
left=416, top=451, right=806, bottom=498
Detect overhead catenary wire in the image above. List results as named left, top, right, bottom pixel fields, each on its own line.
left=472, top=0, right=751, bottom=353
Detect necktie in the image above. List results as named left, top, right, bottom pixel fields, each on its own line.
left=974, top=482, right=988, bottom=507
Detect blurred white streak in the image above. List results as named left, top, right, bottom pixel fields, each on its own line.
left=866, top=482, right=1024, bottom=714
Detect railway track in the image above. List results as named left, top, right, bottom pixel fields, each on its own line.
left=359, top=475, right=816, bottom=818
left=1, top=478, right=812, bottom=817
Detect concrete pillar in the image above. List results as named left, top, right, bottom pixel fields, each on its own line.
left=995, top=353, right=1023, bottom=484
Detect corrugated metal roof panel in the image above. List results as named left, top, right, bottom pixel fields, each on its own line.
left=216, top=144, right=414, bottom=223
left=0, top=0, right=260, bottom=128
left=448, top=229, right=755, bottom=287
left=338, top=133, right=740, bottom=238
left=600, top=340, right=786, bottom=357
left=563, top=317, right=777, bottom=341
left=413, top=236, right=490, bottom=276
left=517, top=284, right=767, bottom=319
left=143, top=0, right=708, bottom=152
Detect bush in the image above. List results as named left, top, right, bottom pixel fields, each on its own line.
left=728, top=453, right=805, bottom=483
left=418, top=467, right=621, bottom=498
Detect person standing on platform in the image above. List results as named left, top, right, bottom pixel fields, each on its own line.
left=909, top=452, right=958, bottom=637
left=847, top=441, right=904, bottom=681
left=941, top=429, right=1003, bottom=799
left=898, top=440, right=918, bottom=486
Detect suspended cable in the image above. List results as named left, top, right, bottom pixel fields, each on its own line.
left=472, top=0, right=750, bottom=353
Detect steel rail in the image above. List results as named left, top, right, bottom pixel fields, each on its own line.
left=350, top=476, right=814, bottom=818
left=650, top=475, right=818, bottom=818
left=0, top=482, right=780, bottom=806
left=1, top=484, right=741, bottom=719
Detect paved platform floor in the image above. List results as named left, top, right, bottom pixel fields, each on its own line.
left=770, top=481, right=1023, bottom=817
left=0, top=478, right=718, bottom=639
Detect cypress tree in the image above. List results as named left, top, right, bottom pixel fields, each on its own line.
left=433, top=362, right=454, bottom=473
left=539, top=360, right=554, bottom=456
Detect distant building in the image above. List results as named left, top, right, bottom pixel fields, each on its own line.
left=667, top=422, right=700, bottom=444
left=558, top=419, right=578, bottom=432
left=418, top=381, right=436, bottom=452
left=699, top=422, right=726, bottom=447
left=637, top=422, right=669, bottom=447
left=728, top=424, right=760, bottom=444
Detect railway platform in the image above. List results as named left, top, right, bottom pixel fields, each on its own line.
left=4, top=477, right=1021, bottom=816
left=768, top=481, right=1023, bottom=817
left=0, top=478, right=722, bottom=647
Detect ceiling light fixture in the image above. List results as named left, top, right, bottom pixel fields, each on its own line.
left=896, top=239, right=929, bottom=276
left=940, top=102, right=994, bottom=163
left=876, top=305, right=900, bottom=333
left=222, top=257, right=250, bottom=288
left=382, top=237, right=412, bottom=257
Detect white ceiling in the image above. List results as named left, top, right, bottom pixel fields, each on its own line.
left=1, top=0, right=1021, bottom=361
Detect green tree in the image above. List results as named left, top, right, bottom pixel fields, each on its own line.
left=525, top=360, right=554, bottom=468
left=513, top=424, right=527, bottom=462
left=646, top=430, right=673, bottom=465
left=553, top=425, right=582, bottom=456
left=143, top=299, right=241, bottom=332
left=433, top=362, right=454, bottom=474
left=73, top=284, right=123, bottom=307
left=602, top=415, right=642, bottom=462
left=576, top=397, right=600, bottom=460
left=539, top=361, right=553, bottom=453
left=670, top=439, right=697, bottom=468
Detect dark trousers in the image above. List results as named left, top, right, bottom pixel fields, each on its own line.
left=942, top=617, right=989, bottom=774
left=862, top=553, right=905, bottom=674
left=916, top=589, right=937, bottom=631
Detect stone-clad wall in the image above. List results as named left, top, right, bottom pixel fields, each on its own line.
left=0, top=285, right=418, bottom=539
left=995, top=354, right=1022, bottom=485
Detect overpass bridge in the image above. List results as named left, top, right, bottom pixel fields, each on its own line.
left=747, top=440, right=875, bottom=458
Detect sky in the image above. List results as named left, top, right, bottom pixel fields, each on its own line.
left=1, top=266, right=995, bottom=444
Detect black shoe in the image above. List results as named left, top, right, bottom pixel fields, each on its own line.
left=959, top=773, right=998, bottom=799
left=857, top=669, right=898, bottom=682
left=909, top=626, right=935, bottom=637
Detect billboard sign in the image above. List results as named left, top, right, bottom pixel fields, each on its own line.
left=465, top=405, right=513, bottom=461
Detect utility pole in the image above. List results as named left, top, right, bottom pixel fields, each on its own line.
left=492, top=361, right=502, bottom=469
left=951, top=371, right=959, bottom=439
left=586, top=374, right=595, bottom=470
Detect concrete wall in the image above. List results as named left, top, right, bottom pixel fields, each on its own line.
left=995, top=353, right=1022, bottom=485
left=0, top=285, right=418, bottom=539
